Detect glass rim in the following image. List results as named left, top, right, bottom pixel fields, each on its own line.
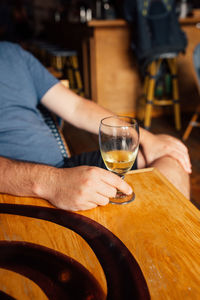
left=100, top=115, right=138, bottom=128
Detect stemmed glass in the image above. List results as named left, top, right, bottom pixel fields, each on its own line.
left=99, top=116, right=139, bottom=204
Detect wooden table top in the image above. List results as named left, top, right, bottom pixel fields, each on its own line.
left=0, top=168, right=200, bottom=299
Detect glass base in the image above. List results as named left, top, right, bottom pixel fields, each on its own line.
left=109, top=190, right=135, bottom=205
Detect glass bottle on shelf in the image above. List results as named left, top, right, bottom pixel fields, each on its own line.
left=179, top=0, right=188, bottom=19
left=80, top=5, right=86, bottom=23
left=79, top=2, right=93, bottom=23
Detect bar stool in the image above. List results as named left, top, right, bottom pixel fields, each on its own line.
left=49, top=49, right=84, bottom=97
left=182, top=106, right=200, bottom=141
left=182, top=43, right=200, bottom=141
left=29, top=40, right=84, bottom=97
left=143, top=55, right=181, bottom=130
left=124, top=0, right=187, bottom=130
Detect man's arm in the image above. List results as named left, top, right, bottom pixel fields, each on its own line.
left=41, top=82, right=191, bottom=174
left=41, top=82, right=114, bottom=134
left=0, top=156, right=132, bottom=211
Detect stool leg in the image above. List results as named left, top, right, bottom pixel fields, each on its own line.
left=138, top=68, right=149, bottom=121
left=168, top=58, right=181, bottom=130
left=55, top=55, right=63, bottom=72
left=182, top=112, right=199, bottom=141
left=144, top=61, right=157, bottom=129
left=144, top=68, right=150, bottom=98
left=71, top=55, right=84, bottom=96
left=65, top=57, right=76, bottom=91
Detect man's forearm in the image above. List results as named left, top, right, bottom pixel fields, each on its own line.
left=0, top=156, right=134, bottom=211
left=72, top=98, right=114, bottom=134
left=0, top=156, right=53, bottom=199
left=139, top=126, right=154, bottom=145
left=41, top=83, right=114, bottom=135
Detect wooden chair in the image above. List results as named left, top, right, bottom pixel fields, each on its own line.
left=182, top=44, right=200, bottom=141
left=29, top=40, right=84, bottom=97
left=182, top=106, right=200, bottom=141
left=144, top=56, right=181, bottom=130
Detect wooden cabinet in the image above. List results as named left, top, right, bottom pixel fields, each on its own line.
left=82, top=20, right=142, bottom=116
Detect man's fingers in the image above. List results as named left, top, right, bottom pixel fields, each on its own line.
left=162, top=137, right=191, bottom=173
left=56, top=199, right=98, bottom=212
left=97, top=182, right=117, bottom=198
left=90, top=194, right=110, bottom=206
left=55, top=166, right=133, bottom=211
left=170, top=150, right=192, bottom=173
left=100, top=169, right=133, bottom=195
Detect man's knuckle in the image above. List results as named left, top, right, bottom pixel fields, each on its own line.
left=112, top=188, right=117, bottom=197
left=82, top=177, right=90, bottom=186
left=102, top=198, right=109, bottom=206
left=87, top=166, right=97, bottom=177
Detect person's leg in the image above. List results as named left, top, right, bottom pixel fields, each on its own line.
left=137, top=148, right=190, bottom=199
left=63, top=150, right=137, bottom=170
left=63, top=150, right=105, bottom=168
left=148, top=156, right=190, bottom=199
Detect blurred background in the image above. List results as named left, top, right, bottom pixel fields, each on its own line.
left=0, top=0, right=200, bottom=42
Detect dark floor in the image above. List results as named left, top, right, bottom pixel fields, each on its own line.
left=63, top=112, right=200, bottom=209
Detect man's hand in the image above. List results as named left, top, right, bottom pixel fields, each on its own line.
left=139, top=133, right=192, bottom=174
left=44, top=166, right=133, bottom=211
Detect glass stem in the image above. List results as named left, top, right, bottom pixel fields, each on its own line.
left=118, top=174, right=125, bottom=180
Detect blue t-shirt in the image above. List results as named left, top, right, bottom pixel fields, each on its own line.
left=0, top=41, right=65, bottom=167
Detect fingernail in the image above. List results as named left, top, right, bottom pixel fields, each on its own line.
left=127, top=187, right=133, bottom=195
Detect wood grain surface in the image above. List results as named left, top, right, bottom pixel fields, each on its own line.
left=0, top=168, right=200, bottom=299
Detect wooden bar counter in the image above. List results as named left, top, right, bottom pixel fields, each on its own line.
left=0, top=168, right=200, bottom=299
left=82, top=19, right=142, bottom=115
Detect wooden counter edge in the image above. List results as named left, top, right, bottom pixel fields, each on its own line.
left=87, top=19, right=127, bottom=28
